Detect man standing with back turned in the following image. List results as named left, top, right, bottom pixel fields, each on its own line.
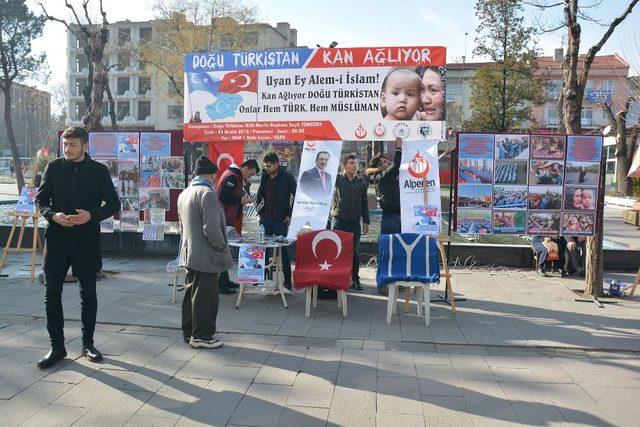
left=35, top=126, right=120, bottom=369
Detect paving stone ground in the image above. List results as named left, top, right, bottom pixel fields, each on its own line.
left=1, top=253, right=639, bottom=426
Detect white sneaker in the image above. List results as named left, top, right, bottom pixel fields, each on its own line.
left=189, top=337, right=223, bottom=349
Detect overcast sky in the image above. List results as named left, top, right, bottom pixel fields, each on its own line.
left=28, top=0, right=640, bottom=93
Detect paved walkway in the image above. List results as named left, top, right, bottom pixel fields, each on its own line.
left=0, top=254, right=639, bottom=426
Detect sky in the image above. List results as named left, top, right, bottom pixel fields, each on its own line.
left=26, top=0, right=640, bottom=96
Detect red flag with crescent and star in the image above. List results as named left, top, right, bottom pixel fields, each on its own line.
left=293, top=229, right=353, bottom=290
left=209, top=141, right=244, bottom=184
left=219, top=70, right=258, bottom=94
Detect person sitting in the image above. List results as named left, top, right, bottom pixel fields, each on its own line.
left=532, top=236, right=568, bottom=277
left=565, top=236, right=586, bottom=277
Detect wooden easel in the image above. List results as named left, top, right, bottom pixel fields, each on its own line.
left=0, top=212, right=43, bottom=282
left=627, top=266, right=640, bottom=297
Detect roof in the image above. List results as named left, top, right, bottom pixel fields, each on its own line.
left=538, top=54, right=629, bottom=70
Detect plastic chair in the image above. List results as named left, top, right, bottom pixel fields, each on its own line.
left=167, top=237, right=183, bottom=303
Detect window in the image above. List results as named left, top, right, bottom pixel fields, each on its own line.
left=101, top=103, right=109, bottom=118
left=547, top=80, right=562, bottom=99
left=581, top=107, right=593, bottom=126
left=138, top=77, right=151, bottom=95
left=167, top=105, right=183, bottom=120
left=74, top=102, right=86, bottom=121
left=117, top=28, right=131, bottom=46
left=602, top=80, right=615, bottom=92
left=139, top=27, right=152, bottom=42
left=585, top=80, right=594, bottom=90
left=75, top=78, right=88, bottom=96
left=168, top=83, right=181, bottom=97
left=243, top=31, right=258, bottom=46
left=546, top=106, right=559, bottom=125
left=116, top=101, right=130, bottom=121
left=606, top=161, right=615, bottom=174
left=116, top=53, right=130, bottom=71
left=445, top=82, right=461, bottom=101
left=137, top=101, right=151, bottom=120
left=74, top=36, right=82, bottom=49
left=605, top=145, right=616, bottom=160
left=117, top=77, right=130, bottom=96
left=75, top=54, right=88, bottom=72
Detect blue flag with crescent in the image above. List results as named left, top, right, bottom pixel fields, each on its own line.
left=187, top=72, right=221, bottom=95
left=376, top=233, right=440, bottom=288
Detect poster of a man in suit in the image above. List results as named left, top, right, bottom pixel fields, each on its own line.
left=299, top=151, right=333, bottom=199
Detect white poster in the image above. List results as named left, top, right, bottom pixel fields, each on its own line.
left=400, top=140, right=441, bottom=235
left=287, top=140, right=343, bottom=239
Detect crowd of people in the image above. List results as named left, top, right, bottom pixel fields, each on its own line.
left=458, top=164, right=492, bottom=183
left=528, top=213, right=560, bottom=233
left=494, top=161, right=519, bottom=184
left=457, top=215, right=491, bottom=234
left=496, top=137, right=528, bottom=159
left=493, top=188, right=527, bottom=208
left=529, top=190, right=562, bottom=210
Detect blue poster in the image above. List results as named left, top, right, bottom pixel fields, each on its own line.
left=458, top=133, right=494, bottom=159
left=567, top=135, right=602, bottom=162
left=237, top=245, right=266, bottom=284
left=141, top=133, right=171, bottom=156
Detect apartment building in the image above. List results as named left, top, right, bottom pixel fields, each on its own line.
left=66, top=19, right=298, bottom=130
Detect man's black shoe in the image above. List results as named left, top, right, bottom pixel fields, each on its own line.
left=351, top=279, right=363, bottom=291
left=81, top=345, right=103, bottom=363
left=219, top=285, right=236, bottom=294
left=228, top=281, right=239, bottom=289
left=560, top=270, right=569, bottom=278
left=38, top=347, right=67, bottom=369
left=537, top=268, right=548, bottom=277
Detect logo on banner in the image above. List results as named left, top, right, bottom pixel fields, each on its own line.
left=418, top=124, right=432, bottom=138
left=306, top=141, right=316, bottom=148
left=312, top=230, right=343, bottom=270
left=393, top=122, right=410, bottom=139
left=373, top=123, right=386, bottom=138
left=408, top=151, right=430, bottom=178
left=355, top=124, right=367, bottom=139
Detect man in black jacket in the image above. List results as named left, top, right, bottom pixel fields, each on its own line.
left=256, top=152, right=296, bottom=288
left=367, top=138, right=402, bottom=234
left=35, top=127, right=120, bottom=369
left=331, top=155, right=370, bottom=290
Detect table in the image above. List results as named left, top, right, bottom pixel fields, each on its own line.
left=229, top=237, right=294, bottom=309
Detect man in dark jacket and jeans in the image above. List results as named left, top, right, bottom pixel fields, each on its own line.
left=256, top=152, right=296, bottom=288
left=367, top=138, right=402, bottom=234
left=331, top=155, right=370, bottom=290
left=35, top=126, right=120, bottom=369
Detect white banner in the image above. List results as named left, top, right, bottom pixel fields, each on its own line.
left=287, top=141, right=343, bottom=239
left=400, top=140, right=442, bottom=235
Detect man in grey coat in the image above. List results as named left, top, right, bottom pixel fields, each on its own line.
left=178, top=156, right=233, bottom=349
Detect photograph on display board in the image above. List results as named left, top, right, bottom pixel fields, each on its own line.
left=564, top=186, right=597, bottom=210
left=492, top=211, right=526, bottom=234
left=162, top=173, right=185, bottom=189
left=457, top=184, right=492, bottom=208
left=457, top=158, right=493, bottom=184
left=493, top=185, right=527, bottom=209
left=458, top=133, right=494, bottom=159
left=562, top=212, right=595, bottom=236
left=567, top=135, right=603, bottom=162
left=118, top=160, right=139, bottom=198
left=530, top=135, right=566, bottom=160
left=494, top=160, right=528, bottom=185
left=564, top=161, right=600, bottom=185
left=140, top=132, right=171, bottom=156
left=529, top=160, right=564, bottom=185
left=120, top=211, right=140, bottom=229
left=139, top=188, right=170, bottom=210
left=141, top=156, right=162, bottom=188
left=528, top=186, right=563, bottom=210
left=117, top=132, right=139, bottom=158
left=162, top=157, right=185, bottom=174
left=89, top=133, right=118, bottom=156
left=380, top=68, right=423, bottom=121
left=527, top=211, right=561, bottom=235
left=100, top=217, right=114, bottom=233
left=494, top=134, right=529, bottom=160
left=94, top=157, right=118, bottom=180
left=456, top=209, right=491, bottom=234
left=121, top=197, right=140, bottom=212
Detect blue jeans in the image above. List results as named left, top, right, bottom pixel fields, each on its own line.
left=381, top=212, right=401, bottom=234
left=260, top=218, right=291, bottom=282
left=331, top=218, right=361, bottom=280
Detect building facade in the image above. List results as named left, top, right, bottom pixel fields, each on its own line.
left=0, top=82, right=51, bottom=158
left=66, top=19, right=298, bottom=131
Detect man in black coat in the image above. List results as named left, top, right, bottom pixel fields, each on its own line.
left=255, top=152, right=296, bottom=288
left=35, top=127, right=120, bottom=369
left=299, top=151, right=332, bottom=199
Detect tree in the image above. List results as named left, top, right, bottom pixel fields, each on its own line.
left=38, top=0, right=114, bottom=130
left=467, top=0, right=546, bottom=132
left=531, top=0, right=639, bottom=299
left=0, top=0, right=47, bottom=193
left=135, top=0, right=257, bottom=100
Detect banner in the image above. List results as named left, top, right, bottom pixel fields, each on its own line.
left=209, top=141, right=244, bottom=182
left=399, top=140, right=441, bottom=235
left=628, top=146, right=640, bottom=178
left=183, top=46, right=447, bottom=142
left=455, top=133, right=603, bottom=236
left=238, top=245, right=266, bottom=284
left=287, top=140, right=343, bottom=239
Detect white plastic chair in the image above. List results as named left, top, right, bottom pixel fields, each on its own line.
left=386, top=281, right=432, bottom=326
left=167, top=237, right=183, bottom=303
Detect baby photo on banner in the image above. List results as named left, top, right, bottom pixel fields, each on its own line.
left=399, top=140, right=441, bottom=235
left=287, top=141, right=343, bottom=239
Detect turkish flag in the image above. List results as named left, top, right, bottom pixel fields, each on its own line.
left=293, top=230, right=353, bottom=290
left=219, top=70, right=258, bottom=93
left=209, top=141, right=244, bottom=183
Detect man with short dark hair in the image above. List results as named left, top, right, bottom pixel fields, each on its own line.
left=256, top=152, right=296, bottom=289
left=331, top=155, right=370, bottom=290
left=216, top=159, right=260, bottom=294
left=35, top=126, right=120, bottom=369
left=299, top=151, right=332, bottom=199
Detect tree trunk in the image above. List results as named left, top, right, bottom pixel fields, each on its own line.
left=615, top=127, right=630, bottom=195
left=3, top=82, right=26, bottom=193
left=105, top=84, right=117, bottom=129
